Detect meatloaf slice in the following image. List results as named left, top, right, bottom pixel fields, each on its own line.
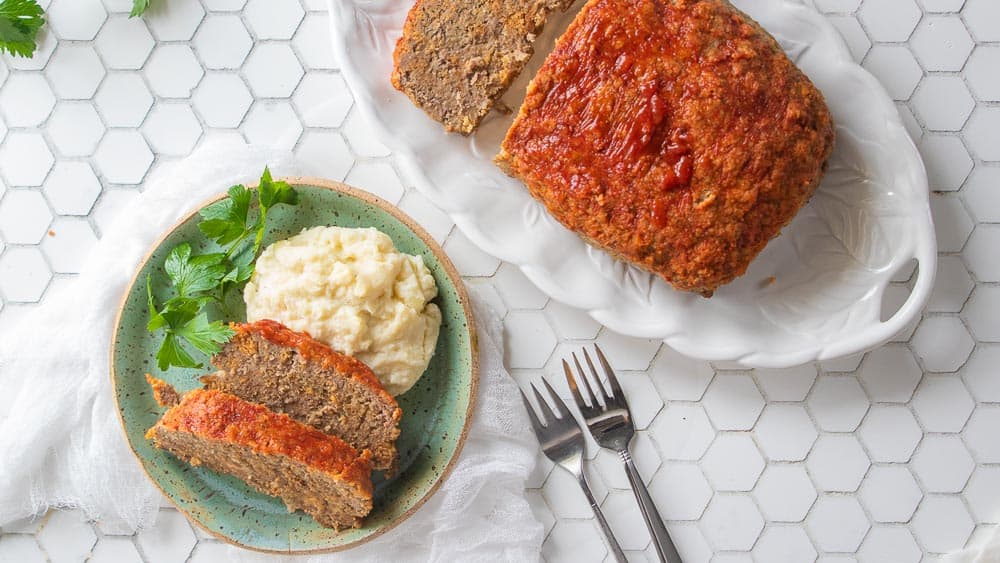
left=496, top=0, right=835, bottom=296
left=391, top=0, right=576, bottom=134
left=146, top=387, right=373, bottom=530
left=205, top=320, right=402, bottom=474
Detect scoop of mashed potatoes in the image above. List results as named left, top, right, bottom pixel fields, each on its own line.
left=245, top=226, right=441, bottom=396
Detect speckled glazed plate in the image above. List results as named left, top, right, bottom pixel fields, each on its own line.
left=329, top=0, right=936, bottom=367
left=111, top=178, right=478, bottom=553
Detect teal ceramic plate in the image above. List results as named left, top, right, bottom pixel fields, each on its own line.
left=111, top=178, right=478, bottom=553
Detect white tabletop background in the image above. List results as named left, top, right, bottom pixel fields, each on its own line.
left=0, top=0, right=997, bottom=561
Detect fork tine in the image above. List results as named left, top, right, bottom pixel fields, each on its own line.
left=519, top=388, right=547, bottom=432
left=541, top=377, right=566, bottom=418
left=563, top=359, right=591, bottom=411
left=582, top=348, right=611, bottom=403
left=572, top=352, right=602, bottom=408
left=530, top=380, right=558, bottom=424
left=594, top=344, right=624, bottom=401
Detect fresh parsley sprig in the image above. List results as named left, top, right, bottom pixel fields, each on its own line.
left=129, top=0, right=150, bottom=17
left=147, top=167, right=299, bottom=371
left=0, top=0, right=44, bottom=58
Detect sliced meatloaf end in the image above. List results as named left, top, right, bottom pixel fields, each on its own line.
left=205, top=320, right=403, bottom=474
left=146, top=374, right=180, bottom=407
left=391, top=0, right=576, bottom=134
left=146, top=388, right=373, bottom=530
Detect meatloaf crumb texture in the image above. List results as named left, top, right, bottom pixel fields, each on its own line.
left=146, top=374, right=180, bottom=407
left=205, top=320, right=402, bottom=473
left=146, top=388, right=373, bottom=530
left=392, top=0, right=575, bottom=134
left=496, top=0, right=836, bottom=295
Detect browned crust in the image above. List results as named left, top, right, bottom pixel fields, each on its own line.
left=145, top=374, right=180, bottom=407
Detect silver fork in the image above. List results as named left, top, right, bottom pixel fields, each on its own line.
left=519, top=378, right=627, bottom=563
left=564, top=346, right=683, bottom=563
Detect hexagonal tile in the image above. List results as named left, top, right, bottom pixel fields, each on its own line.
left=191, top=73, right=253, bottom=128
left=911, top=316, right=975, bottom=372
left=966, top=467, right=1000, bottom=523
left=293, top=73, right=354, bottom=128
left=911, top=495, right=975, bottom=553
left=47, top=102, right=105, bottom=157
left=928, top=256, right=975, bottom=313
left=931, top=195, right=974, bottom=253
left=648, top=463, right=711, bottom=521
left=807, top=376, right=869, bottom=432
left=963, top=346, right=1000, bottom=402
left=966, top=406, right=1000, bottom=462
left=602, top=491, right=651, bottom=551
left=542, top=520, right=608, bottom=563
left=919, top=135, right=974, bottom=192
left=89, top=537, right=141, bottom=563
left=0, top=73, right=55, bottom=127
left=91, top=188, right=137, bottom=237
left=48, top=0, right=107, bottom=40
left=821, top=352, right=865, bottom=373
left=94, top=131, right=154, bottom=185
left=858, top=466, right=922, bottom=522
left=344, top=161, right=405, bottom=205
left=701, top=374, right=764, bottom=431
left=595, top=432, right=660, bottom=489
left=525, top=489, right=555, bottom=538
left=37, top=509, right=98, bottom=562
left=136, top=509, right=197, bottom=563
left=649, top=347, right=714, bottom=401
left=965, top=225, right=1000, bottom=283
left=0, top=190, right=52, bottom=244
left=650, top=403, right=715, bottom=461
left=858, top=527, right=920, bottom=563
left=807, top=496, right=870, bottom=553
left=245, top=0, right=304, bottom=39
left=147, top=0, right=204, bottom=40
left=814, top=0, right=861, bottom=11
left=966, top=107, right=1000, bottom=162
left=858, top=345, right=922, bottom=403
left=964, top=166, right=1000, bottom=223
left=442, top=228, right=500, bottom=277
left=43, top=162, right=101, bottom=216
left=699, top=495, right=763, bottom=551
left=911, top=76, right=975, bottom=131
left=911, top=16, right=975, bottom=71
left=45, top=44, right=105, bottom=99
left=202, top=0, right=246, bottom=10
left=542, top=462, right=608, bottom=519
left=294, top=13, right=336, bottom=70
left=616, top=374, right=663, bottom=430
left=752, top=364, right=816, bottom=401
left=0, top=247, right=51, bottom=302
left=241, top=101, right=302, bottom=149
left=0, top=535, right=45, bottom=563
left=912, top=376, right=975, bottom=433
left=42, top=218, right=98, bottom=274
left=503, top=310, right=558, bottom=369
left=858, top=0, right=921, bottom=41
left=859, top=406, right=922, bottom=462
left=95, top=16, right=155, bottom=69
left=145, top=45, right=204, bottom=98
left=754, top=404, right=817, bottom=462
left=700, top=433, right=764, bottom=491
left=593, top=330, right=661, bottom=372
left=807, top=435, right=871, bottom=492
left=0, top=132, right=54, bottom=186
left=5, top=29, right=56, bottom=71
left=827, top=15, right=871, bottom=61
left=244, top=44, right=304, bottom=98
left=294, top=130, right=356, bottom=185
left=962, top=0, right=1000, bottom=41
left=753, top=465, right=816, bottom=522
left=862, top=45, right=922, bottom=101
left=966, top=46, right=1000, bottom=101
left=753, top=526, right=817, bottom=563
left=884, top=285, right=921, bottom=343
left=492, top=262, right=548, bottom=310
left=187, top=542, right=231, bottom=563
left=897, top=102, right=922, bottom=143
left=192, top=15, right=252, bottom=70
left=142, top=104, right=202, bottom=156
left=912, top=435, right=975, bottom=494
left=341, top=109, right=391, bottom=157
left=544, top=300, right=602, bottom=341
left=95, top=73, right=153, bottom=127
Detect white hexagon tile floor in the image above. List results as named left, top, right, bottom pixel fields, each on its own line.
left=0, top=0, right=996, bottom=562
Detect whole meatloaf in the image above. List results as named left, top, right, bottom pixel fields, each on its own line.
left=392, top=0, right=576, bottom=134
left=496, top=0, right=836, bottom=296
left=204, top=320, right=402, bottom=474
left=145, top=384, right=373, bottom=530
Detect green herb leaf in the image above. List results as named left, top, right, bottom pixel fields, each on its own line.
left=199, top=185, right=252, bottom=246
left=175, top=314, right=235, bottom=355
left=129, top=0, right=150, bottom=18
left=146, top=275, right=167, bottom=332
left=257, top=167, right=298, bottom=210
left=0, top=0, right=44, bottom=58
left=156, top=333, right=199, bottom=371
left=164, top=244, right=227, bottom=298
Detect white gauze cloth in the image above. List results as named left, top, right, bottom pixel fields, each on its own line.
left=0, top=139, right=543, bottom=561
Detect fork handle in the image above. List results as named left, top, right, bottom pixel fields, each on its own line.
left=620, top=450, right=683, bottom=563
left=578, top=475, right=628, bottom=563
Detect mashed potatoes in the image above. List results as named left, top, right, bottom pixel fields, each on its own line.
left=244, top=226, right=441, bottom=396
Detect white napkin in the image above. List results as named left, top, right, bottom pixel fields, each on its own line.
left=948, top=532, right=1000, bottom=563
left=0, top=139, right=543, bottom=561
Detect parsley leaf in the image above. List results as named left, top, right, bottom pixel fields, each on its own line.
left=130, top=0, right=150, bottom=18
left=163, top=244, right=227, bottom=298
left=199, top=185, right=252, bottom=246
left=258, top=167, right=298, bottom=210
left=156, top=333, right=199, bottom=371
left=175, top=314, right=234, bottom=355
left=0, top=0, right=44, bottom=58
